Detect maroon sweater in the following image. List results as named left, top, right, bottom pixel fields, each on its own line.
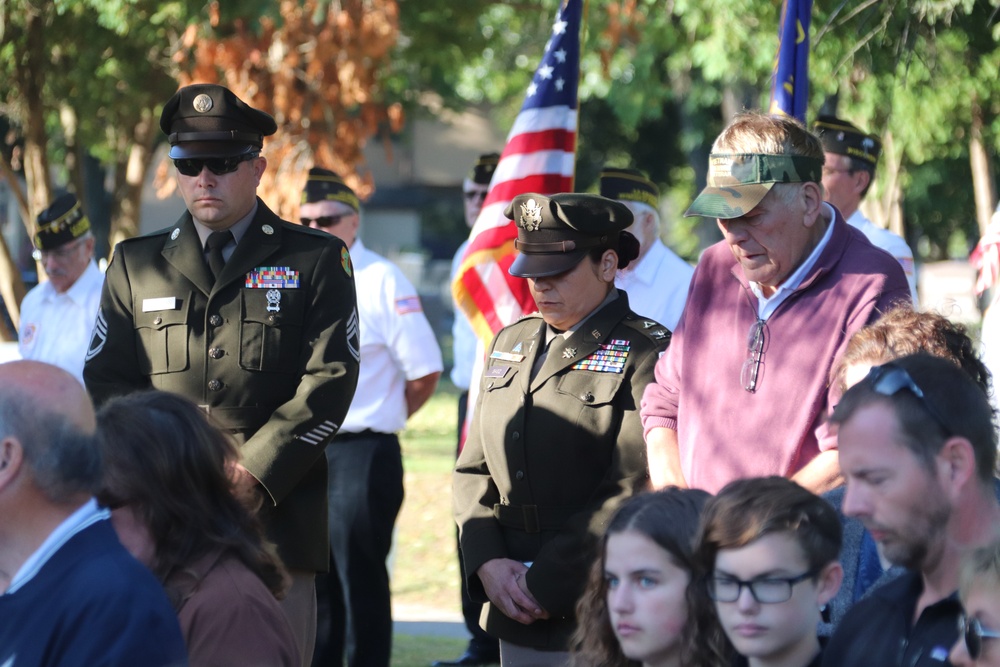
left=640, top=209, right=909, bottom=492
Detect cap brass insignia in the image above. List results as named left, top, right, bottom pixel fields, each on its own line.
left=192, top=93, right=214, bottom=113
left=519, top=198, right=543, bottom=232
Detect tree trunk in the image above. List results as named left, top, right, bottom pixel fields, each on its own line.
left=60, top=103, right=87, bottom=207
left=970, top=101, right=997, bottom=238
left=108, top=110, right=158, bottom=249
left=872, top=130, right=905, bottom=240
left=0, top=234, right=26, bottom=336
left=19, top=9, right=53, bottom=221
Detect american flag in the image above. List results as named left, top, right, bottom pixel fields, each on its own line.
left=972, top=205, right=1000, bottom=298
left=452, top=0, right=581, bottom=344
left=769, top=0, right=812, bottom=122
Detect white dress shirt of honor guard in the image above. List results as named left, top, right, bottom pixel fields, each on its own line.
left=814, top=115, right=919, bottom=305
left=19, top=193, right=104, bottom=385
left=599, top=166, right=693, bottom=331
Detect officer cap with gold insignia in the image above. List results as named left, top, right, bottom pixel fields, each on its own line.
left=507, top=193, right=634, bottom=278
left=34, top=193, right=91, bottom=250
left=302, top=167, right=360, bottom=211
left=813, top=115, right=881, bottom=167
left=159, top=83, right=277, bottom=159
left=469, top=152, right=500, bottom=186
left=600, top=167, right=659, bottom=209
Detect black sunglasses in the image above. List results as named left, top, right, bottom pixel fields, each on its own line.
left=464, top=189, right=488, bottom=201
left=173, top=152, right=259, bottom=177
left=866, top=363, right=951, bottom=434
left=961, top=613, right=1000, bottom=660
left=300, top=212, right=354, bottom=228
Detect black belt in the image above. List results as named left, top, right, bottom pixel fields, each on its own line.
left=335, top=429, right=395, bottom=440
left=493, top=504, right=577, bottom=534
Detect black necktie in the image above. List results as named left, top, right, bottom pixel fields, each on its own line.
left=205, top=231, right=232, bottom=280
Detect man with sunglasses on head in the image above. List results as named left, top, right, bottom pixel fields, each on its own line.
left=823, top=353, right=1000, bottom=667
left=83, top=83, right=360, bottom=667
left=300, top=167, right=442, bottom=667
left=641, top=111, right=910, bottom=497
left=19, top=193, right=103, bottom=385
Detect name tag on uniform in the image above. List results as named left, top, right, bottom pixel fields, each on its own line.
left=485, top=365, right=510, bottom=379
left=142, top=297, right=178, bottom=312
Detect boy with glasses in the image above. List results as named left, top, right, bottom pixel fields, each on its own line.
left=823, top=353, right=1000, bottom=667
left=19, top=193, right=103, bottom=384
left=696, top=476, right=843, bottom=667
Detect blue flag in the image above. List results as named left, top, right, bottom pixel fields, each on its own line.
left=769, top=0, right=812, bottom=122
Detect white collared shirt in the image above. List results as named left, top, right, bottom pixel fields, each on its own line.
left=846, top=208, right=918, bottom=305
left=18, top=261, right=105, bottom=384
left=615, top=240, right=693, bottom=330
left=340, top=240, right=443, bottom=434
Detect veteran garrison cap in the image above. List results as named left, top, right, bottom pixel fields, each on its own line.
left=470, top=153, right=500, bottom=186
left=34, top=193, right=90, bottom=250
left=813, top=115, right=882, bottom=166
left=684, top=153, right=824, bottom=220
left=507, top=193, right=633, bottom=278
left=600, top=167, right=659, bottom=209
left=160, top=84, right=277, bottom=159
left=302, top=167, right=360, bottom=211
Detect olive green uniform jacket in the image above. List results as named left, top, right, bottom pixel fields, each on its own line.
left=84, top=199, right=360, bottom=572
left=453, top=292, right=670, bottom=650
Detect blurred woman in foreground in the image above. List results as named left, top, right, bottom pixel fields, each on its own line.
left=97, top=390, right=299, bottom=667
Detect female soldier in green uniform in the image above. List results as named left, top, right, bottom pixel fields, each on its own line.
left=454, top=192, right=672, bottom=666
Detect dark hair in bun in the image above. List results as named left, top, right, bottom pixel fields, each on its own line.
left=587, top=231, right=641, bottom=270
left=616, top=231, right=640, bottom=269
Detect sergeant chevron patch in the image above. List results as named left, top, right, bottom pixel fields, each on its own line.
left=84, top=308, right=108, bottom=362
left=346, top=307, right=361, bottom=362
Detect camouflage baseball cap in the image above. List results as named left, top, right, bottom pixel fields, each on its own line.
left=684, top=153, right=824, bottom=219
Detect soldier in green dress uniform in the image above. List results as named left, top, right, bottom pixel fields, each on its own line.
left=453, top=192, right=671, bottom=665
left=83, top=83, right=360, bottom=667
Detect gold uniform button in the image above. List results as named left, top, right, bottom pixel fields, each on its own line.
left=208, top=379, right=223, bottom=391
left=209, top=315, right=223, bottom=327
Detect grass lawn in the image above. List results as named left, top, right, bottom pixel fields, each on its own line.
left=392, top=636, right=468, bottom=667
